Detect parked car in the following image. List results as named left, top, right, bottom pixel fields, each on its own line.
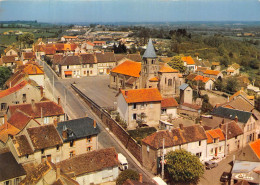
left=220, top=172, right=231, bottom=182
left=205, top=161, right=218, bottom=170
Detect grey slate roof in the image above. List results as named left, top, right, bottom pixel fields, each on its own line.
left=0, top=150, right=26, bottom=182
left=212, top=107, right=252, bottom=124
left=179, top=83, right=189, bottom=90
left=57, top=117, right=100, bottom=142
left=142, top=38, right=157, bottom=58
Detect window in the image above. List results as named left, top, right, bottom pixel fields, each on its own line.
left=41, top=149, right=44, bottom=154
left=87, top=146, right=92, bottom=151
left=87, top=136, right=92, bottom=143
left=161, top=108, right=167, bottom=114
left=132, top=103, right=137, bottom=109
left=196, top=152, right=202, bottom=158
left=1, top=103, right=7, bottom=111
left=140, top=103, right=145, bottom=109
left=198, top=141, right=201, bottom=146
left=210, top=148, right=214, bottom=154
left=67, top=65, right=69, bottom=69
left=22, top=94, right=26, bottom=103
left=26, top=154, right=29, bottom=159
left=165, top=78, right=167, bottom=84
left=56, top=145, right=60, bottom=151
left=219, top=146, right=222, bottom=152
left=213, top=138, right=218, bottom=143
left=147, top=146, right=150, bottom=152
left=168, top=79, right=172, bottom=86
left=132, top=113, right=137, bottom=120
left=90, top=64, right=93, bottom=68
left=14, top=178, right=21, bottom=185
left=4, top=180, right=10, bottom=185
left=84, top=71, right=86, bottom=75
left=69, top=151, right=75, bottom=158
left=90, top=70, right=92, bottom=74
left=44, top=117, right=49, bottom=124
left=151, top=60, right=154, bottom=64
left=70, top=140, right=75, bottom=147
left=113, top=76, right=116, bottom=82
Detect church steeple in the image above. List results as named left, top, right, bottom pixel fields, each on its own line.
left=142, top=38, right=157, bottom=58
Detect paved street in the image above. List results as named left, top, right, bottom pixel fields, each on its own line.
left=37, top=59, right=154, bottom=183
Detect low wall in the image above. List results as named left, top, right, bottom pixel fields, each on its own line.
left=71, top=84, right=142, bottom=163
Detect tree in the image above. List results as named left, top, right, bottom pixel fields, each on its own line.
left=166, top=149, right=204, bottom=184
left=0, top=67, right=12, bottom=89
left=168, top=56, right=186, bottom=73
left=116, top=169, right=139, bottom=185
left=136, top=112, right=147, bottom=128
left=17, top=32, right=35, bottom=48
left=225, top=77, right=239, bottom=94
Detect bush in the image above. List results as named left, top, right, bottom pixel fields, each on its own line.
left=128, top=127, right=157, bottom=144
left=116, top=169, right=139, bottom=185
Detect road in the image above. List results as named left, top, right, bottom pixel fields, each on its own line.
left=37, top=58, right=154, bottom=183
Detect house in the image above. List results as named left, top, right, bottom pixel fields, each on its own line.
left=247, top=84, right=260, bottom=98
left=59, top=55, right=82, bottom=78
left=52, top=53, right=64, bottom=73
left=0, top=120, right=20, bottom=148
left=160, top=97, right=178, bottom=121
left=110, top=60, right=141, bottom=90
left=115, top=53, right=142, bottom=65
left=141, top=124, right=207, bottom=174
left=9, top=124, right=63, bottom=164
left=110, top=39, right=183, bottom=98
left=57, top=147, right=119, bottom=185
left=236, top=139, right=260, bottom=162
left=4, top=46, right=19, bottom=58
left=0, top=80, right=42, bottom=114
left=179, top=83, right=192, bottom=105
left=93, top=41, right=106, bottom=47
left=21, top=52, right=35, bottom=63
left=212, top=106, right=257, bottom=147
left=80, top=53, right=98, bottom=76
left=96, top=52, right=117, bottom=75
left=117, top=88, right=162, bottom=129
left=19, top=160, right=79, bottom=185
left=211, top=62, right=221, bottom=71
left=7, top=99, right=65, bottom=125
left=203, top=69, right=223, bottom=80
left=56, top=117, right=100, bottom=160
left=61, top=35, right=78, bottom=42
left=181, top=56, right=196, bottom=72
left=0, top=149, right=26, bottom=185
left=193, top=75, right=214, bottom=90
left=0, top=56, right=16, bottom=67
left=205, top=128, right=225, bottom=160
left=230, top=89, right=254, bottom=107
left=227, top=63, right=240, bottom=76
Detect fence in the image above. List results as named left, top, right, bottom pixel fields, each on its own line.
left=71, top=84, right=142, bottom=163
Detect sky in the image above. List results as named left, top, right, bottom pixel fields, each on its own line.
left=0, top=0, right=260, bottom=23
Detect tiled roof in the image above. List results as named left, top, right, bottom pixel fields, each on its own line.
left=14, top=135, right=34, bottom=157
left=0, top=151, right=26, bottom=182
left=96, top=52, right=116, bottom=63
left=0, top=80, right=28, bottom=98
left=58, top=147, right=119, bottom=176
left=181, top=56, right=195, bottom=65
left=53, top=54, right=64, bottom=65
left=5, top=71, right=27, bottom=88
left=194, top=75, right=211, bottom=83
left=9, top=101, right=64, bottom=118
left=56, top=117, right=100, bottom=142
left=120, top=88, right=162, bottom=103
left=86, top=41, right=95, bottom=46
left=27, top=124, right=63, bottom=150
left=203, top=70, right=220, bottom=76
left=22, top=63, right=44, bottom=75
left=221, top=121, right=243, bottom=140
left=219, top=96, right=254, bottom=112
left=149, top=76, right=159, bottom=82
left=111, top=60, right=141, bottom=77
left=115, top=54, right=127, bottom=62
left=127, top=53, right=142, bottom=62
left=180, top=103, right=201, bottom=110
left=186, top=73, right=197, bottom=81
left=196, top=67, right=208, bottom=73
left=63, top=36, right=78, bottom=39
left=22, top=52, right=35, bottom=60
left=60, top=56, right=81, bottom=66
left=7, top=110, right=36, bottom=130
left=0, top=123, right=20, bottom=143
left=230, top=90, right=252, bottom=103
left=80, top=54, right=97, bottom=64
left=212, top=62, right=220, bottom=66
left=142, top=125, right=207, bottom=149
left=143, top=38, right=157, bottom=58
left=161, top=98, right=178, bottom=108
left=159, top=63, right=178, bottom=73
left=250, top=139, right=260, bottom=159
left=212, top=107, right=252, bottom=124
left=230, top=63, right=240, bottom=70
left=1, top=56, right=15, bottom=63
left=44, top=46, right=56, bottom=55
left=179, top=83, right=189, bottom=90
left=206, top=128, right=225, bottom=144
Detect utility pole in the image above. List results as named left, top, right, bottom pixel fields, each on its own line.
left=225, top=119, right=228, bottom=157
left=52, top=75, right=54, bottom=101
left=162, top=138, right=165, bottom=179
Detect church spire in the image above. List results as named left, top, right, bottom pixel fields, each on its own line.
left=142, top=38, right=157, bottom=58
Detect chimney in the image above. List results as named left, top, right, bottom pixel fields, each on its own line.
left=179, top=124, right=184, bottom=130
left=125, top=90, right=128, bottom=96
left=139, top=173, right=143, bottom=183
left=219, top=124, right=222, bottom=129
left=93, top=120, right=96, bottom=128
left=56, top=164, right=61, bottom=180
left=222, top=119, right=225, bottom=124
left=57, top=97, right=61, bottom=105
left=234, top=116, right=238, bottom=123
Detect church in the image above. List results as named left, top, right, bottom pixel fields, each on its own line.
left=110, top=39, right=184, bottom=98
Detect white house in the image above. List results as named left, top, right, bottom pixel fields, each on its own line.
left=160, top=97, right=178, bottom=121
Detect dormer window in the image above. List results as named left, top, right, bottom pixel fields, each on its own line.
left=41, top=149, right=44, bottom=154
left=70, top=140, right=75, bottom=147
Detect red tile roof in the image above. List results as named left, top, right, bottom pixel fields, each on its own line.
left=206, top=128, right=225, bottom=144
left=203, top=70, right=220, bottom=76
left=1, top=56, right=15, bottom=63
left=58, top=147, right=118, bottom=176
left=181, top=56, right=195, bottom=65
left=22, top=52, right=35, bottom=60
left=120, top=88, right=162, bottom=103
left=181, top=103, right=201, bottom=110
left=193, top=75, right=212, bottom=83
left=8, top=101, right=64, bottom=118
left=0, top=80, right=28, bottom=98
left=22, top=63, right=44, bottom=75
left=8, top=111, right=32, bottom=130
left=159, top=64, right=178, bottom=73
left=14, top=135, right=34, bottom=157
left=149, top=76, right=159, bottom=82
left=161, top=98, right=178, bottom=108
left=249, top=139, right=260, bottom=159
left=0, top=123, right=20, bottom=143
left=63, top=36, right=78, bottom=39
left=111, top=60, right=141, bottom=77
left=86, top=41, right=95, bottom=46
